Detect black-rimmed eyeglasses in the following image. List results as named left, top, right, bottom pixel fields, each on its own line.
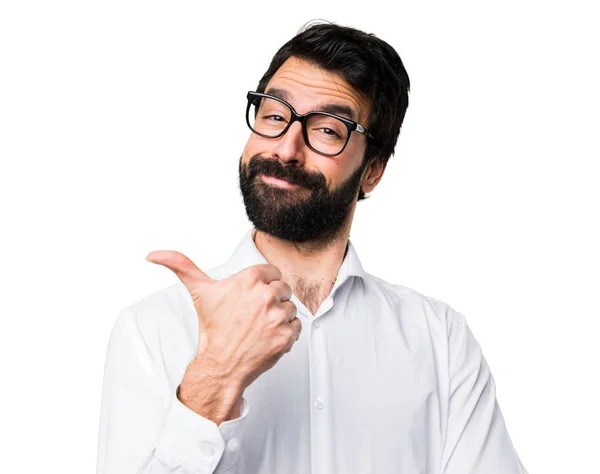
left=245, top=91, right=374, bottom=157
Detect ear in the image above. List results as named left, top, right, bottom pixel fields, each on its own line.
left=360, top=158, right=387, bottom=194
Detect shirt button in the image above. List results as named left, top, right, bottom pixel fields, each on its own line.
left=227, top=438, right=240, bottom=452
left=314, top=321, right=321, bottom=329
left=199, top=443, right=215, bottom=457
left=314, top=398, right=325, bottom=410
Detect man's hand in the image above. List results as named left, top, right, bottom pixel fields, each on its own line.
left=145, top=250, right=301, bottom=424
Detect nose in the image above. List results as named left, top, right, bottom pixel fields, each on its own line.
left=270, top=121, right=306, bottom=165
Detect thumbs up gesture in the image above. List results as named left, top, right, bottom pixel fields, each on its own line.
left=145, top=250, right=301, bottom=424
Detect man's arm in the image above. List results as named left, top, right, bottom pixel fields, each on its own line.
left=441, top=309, right=528, bottom=474
left=96, top=308, right=249, bottom=474
left=97, top=252, right=300, bottom=473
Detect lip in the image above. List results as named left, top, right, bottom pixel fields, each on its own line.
left=260, top=174, right=300, bottom=189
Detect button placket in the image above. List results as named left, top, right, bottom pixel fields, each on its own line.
left=312, top=320, right=324, bottom=411
left=310, top=312, right=331, bottom=473
left=311, top=317, right=327, bottom=414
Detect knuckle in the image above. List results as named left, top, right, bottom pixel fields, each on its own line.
left=268, top=264, right=282, bottom=280
left=262, top=287, right=279, bottom=305
left=243, top=267, right=262, bottom=286
left=286, top=305, right=297, bottom=319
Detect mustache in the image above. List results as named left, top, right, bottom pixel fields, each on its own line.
left=245, top=155, right=326, bottom=190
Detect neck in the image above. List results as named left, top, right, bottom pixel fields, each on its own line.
left=253, top=227, right=349, bottom=279
left=252, top=218, right=353, bottom=315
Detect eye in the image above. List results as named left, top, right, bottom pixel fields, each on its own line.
left=315, top=127, right=342, bottom=139
left=322, top=128, right=340, bottom=137
left=263, top=114, right=286, bottom=122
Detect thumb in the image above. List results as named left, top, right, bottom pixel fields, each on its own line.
left=145, top=250, right=212, bottom=292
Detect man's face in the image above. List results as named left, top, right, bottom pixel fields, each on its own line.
left=238, top=57, right=374, bottom=244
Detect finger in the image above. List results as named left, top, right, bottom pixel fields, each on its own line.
left=242, top=264, right=283, bottom=285
left=268, top=280, right=293, bottom=302
left=290, top=317, right=302, bottom=340
left=145, top=250, right=212, bottom=292
left=284, top=302, right=298, bottom=322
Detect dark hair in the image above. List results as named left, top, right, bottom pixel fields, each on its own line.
left=256, top=21, right=410, bottom=201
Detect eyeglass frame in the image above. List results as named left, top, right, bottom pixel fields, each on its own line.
left=245, top=91, right=375, bottom=157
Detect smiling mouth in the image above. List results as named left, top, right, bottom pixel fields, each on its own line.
left=260, top=174, right=301, bottom=189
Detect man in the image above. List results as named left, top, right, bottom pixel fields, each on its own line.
left=97, top=22, right=528, bottom=474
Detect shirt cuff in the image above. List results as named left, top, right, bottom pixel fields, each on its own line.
left=153, top=389, right=249, bottom=473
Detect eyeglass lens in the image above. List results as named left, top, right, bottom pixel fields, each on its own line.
left=248, top=96, right=349, bottom=155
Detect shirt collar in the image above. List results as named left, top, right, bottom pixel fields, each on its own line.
left=225, top=227, right=367, bottom=284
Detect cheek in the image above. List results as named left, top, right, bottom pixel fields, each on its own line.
left=317, top=160, right=347, bottom=189
left=241, top=134, right=255, bottom=158
left=343, top=135, right=367, bottom=161
left=325, top=143, right=367, bottom=187
left=335, top=141, right=365, bottom=173
left=242, top=133, right=274, bottom=161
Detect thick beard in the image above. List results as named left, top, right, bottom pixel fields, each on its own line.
left=238, top=155, right=368, bottom=244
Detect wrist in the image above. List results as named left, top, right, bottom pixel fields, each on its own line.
left=193, top=347, right=247, bottom=391
left=178, top=358, right=244, bottom=424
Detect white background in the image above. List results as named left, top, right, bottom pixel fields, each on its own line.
left=1, top=1, right=598, bottom=473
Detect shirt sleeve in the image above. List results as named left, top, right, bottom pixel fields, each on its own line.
left=97, top=308, right=249, bottom=474
left=441, top=310, right=528, bottom=474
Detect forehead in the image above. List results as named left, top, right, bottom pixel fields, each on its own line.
left=264, top=56, right=371, bottom=123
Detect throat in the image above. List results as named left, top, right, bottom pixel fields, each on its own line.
left=289, top=276, right=336, bottom=316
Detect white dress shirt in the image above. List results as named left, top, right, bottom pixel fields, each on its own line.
left=97, top=227, right=528, bottom=474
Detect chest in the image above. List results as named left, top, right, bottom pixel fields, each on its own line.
left=238, top=308, right=444, bottom=473
left=289, top=277, right=335, bottom=316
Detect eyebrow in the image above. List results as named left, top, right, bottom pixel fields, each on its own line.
left=317, top=103, right=356, bottom=121
left=265, top=87, right=292, bottom=103
left=265, top=87, right=358, bottom=121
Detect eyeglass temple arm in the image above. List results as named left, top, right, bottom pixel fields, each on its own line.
left=356, top=124, right=375, bottom=140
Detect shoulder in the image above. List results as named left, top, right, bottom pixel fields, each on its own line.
left=359, top=271, right=461, bottom=336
